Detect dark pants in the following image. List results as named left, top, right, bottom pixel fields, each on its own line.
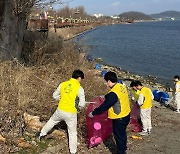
left=112, top=114, right=130, bottom=154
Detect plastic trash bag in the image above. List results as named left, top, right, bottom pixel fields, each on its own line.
left=130, top=102, right=142, bottom=132
left=86, top=96, right=112, bottom=148
left=153, top=90, right=169, bottom=103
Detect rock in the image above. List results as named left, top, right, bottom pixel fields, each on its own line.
left=102, top=66, right=108, bottom=69
left=52, top=130, right=66, bottom=139
left=31, top=140, right=37, bottom=146
left=17, top=138, right=33, bottom=149
left=23, top=112, right=44, bottom=131
left=40, top=145, right=63, bottom=154
left=0, top=134, right=6, bottom=142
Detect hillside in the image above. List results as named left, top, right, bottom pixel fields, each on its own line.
left=119, top=11, right=153, bottom=21
left=151, top=10, right=180, bottom=18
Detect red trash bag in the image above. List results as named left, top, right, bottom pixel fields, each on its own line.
left=130, top=102, right=142, bottom=132
left=86, top=96, right=112, bottom=148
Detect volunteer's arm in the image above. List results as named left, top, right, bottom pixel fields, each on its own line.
left=53, top=84, right=61, bottom=100
left=78, top=87, right=86, bottom=108
left=92, top=92, right=118, bottom=116
left=137, top=93, right=144, bottom=106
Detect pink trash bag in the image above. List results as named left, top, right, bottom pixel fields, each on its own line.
left=86, top=96, right=112, bottom=148
left=130, top=102, right=142, bottom=132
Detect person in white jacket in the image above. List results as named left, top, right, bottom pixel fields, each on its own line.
left=39, top=70, right=86, bottom=154
left=174, top=75, right=180, bottom=113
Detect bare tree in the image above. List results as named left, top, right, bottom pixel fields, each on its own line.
left=0, top=0, right=72, bottom=61
left=56, top=5, right=90, bottom=20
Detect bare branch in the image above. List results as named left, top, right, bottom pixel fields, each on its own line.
left=35, top=0, right=74, bottom=9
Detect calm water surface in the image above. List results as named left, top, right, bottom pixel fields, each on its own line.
left=79, top=20, right=180, bottom=83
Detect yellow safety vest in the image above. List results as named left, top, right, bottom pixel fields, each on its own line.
left=176, top=81, right=180, bottom=93
left=131, top=89, right=141, bottom=101
left=108, top=83, right=131, bottom=119
left=58, top=78, right=80, bottom=113
left=140, top=87, right=152, bottom=109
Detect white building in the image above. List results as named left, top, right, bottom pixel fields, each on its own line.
left=93, top=14, right=104, bottom=18
left=111, top=15, right=119, bottom=19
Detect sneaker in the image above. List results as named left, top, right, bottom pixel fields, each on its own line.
left=174, top=110, right=180, bottom=113
left=38, top=135, right=45, bottom=141
left=139, top=131, right=148, bottom=136
left=35, top=132, right=45, bottom=141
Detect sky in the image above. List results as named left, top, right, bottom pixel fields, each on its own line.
left=58, top=0, right=180, bottom=16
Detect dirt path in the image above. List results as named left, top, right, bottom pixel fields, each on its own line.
left=39, top=100, right=180, bottom=154
left=127, top=101, right=180, bottom=154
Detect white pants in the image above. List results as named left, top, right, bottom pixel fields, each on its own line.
left=40, top=109, right=77, bottom=153
left=175, top=93, right=180, bottom=110
left=140, top=108, right=152, bottom=132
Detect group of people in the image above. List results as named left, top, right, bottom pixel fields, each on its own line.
left=38, top=69, right=180, bottom=154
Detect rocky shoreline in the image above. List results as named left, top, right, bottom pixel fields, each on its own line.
left=96, top=61, right=172, bottom=90
left=90, top=61, right=173, bottom=99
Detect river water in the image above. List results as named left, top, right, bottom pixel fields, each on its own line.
left=78, top=20, right=180, bottom=84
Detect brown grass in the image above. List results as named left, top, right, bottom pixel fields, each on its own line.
left=0, top=31, right=107, bottom=152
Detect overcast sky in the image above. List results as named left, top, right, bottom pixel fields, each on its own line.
left=59, top=0, right=180, bottom=15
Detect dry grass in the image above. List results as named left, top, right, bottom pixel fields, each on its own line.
left=0, top=31, right=107, bottom=152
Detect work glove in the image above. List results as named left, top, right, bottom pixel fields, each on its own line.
left=88, top=112, right=94, bottom=118
left=131, top=96, right=135, bottom=101
left=100, top=95, right=104, bottom=99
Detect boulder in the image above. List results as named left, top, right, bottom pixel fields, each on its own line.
left=24, top=112, right=44, bottom=131
left=0, top=134, right=6, bottom=142
left=17, top=138, right=33, bottom=149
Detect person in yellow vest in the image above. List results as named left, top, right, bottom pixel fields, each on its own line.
left=39, top=70, right=86, bottom=154
left=88, top=71, right=131, bottom=154
left=174, top=75, right=180, bottom=113
left=135, top=81, right=154, bottom=136
left=130, top=81, right=141, bottom=103
left=130, top=80, right=141, bottom=121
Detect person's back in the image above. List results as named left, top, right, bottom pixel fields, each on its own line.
left=108, top=83, right=130, bottom=119
left=58, top=78, right=81, bottom=113
left=89, top=71, right=131, bottom=154
left=39, top=69, right=85, bottom=154
left=135, top=81, right=154, bottom=136
left=140, top=86, right=153, bottom=109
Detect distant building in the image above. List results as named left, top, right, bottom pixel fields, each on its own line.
left=93, top=14, right=103, bottom=18
left=111, top=15, right=119, bottom=19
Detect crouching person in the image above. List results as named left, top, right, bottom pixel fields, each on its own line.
left=39, top=70, right=86, bottom=154
left=135, top=81, right=154, bottom=135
